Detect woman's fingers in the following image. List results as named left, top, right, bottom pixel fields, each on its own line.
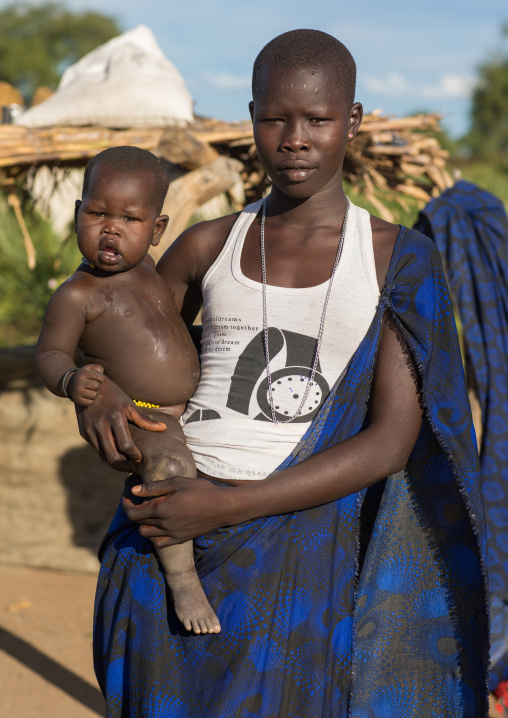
left=126, top=405, right=167, bottom=432
left=131, top=479, right=177, bottom=496
left=121, top=492, right=170, bottom=522
left=110, top=418, right=143, bottom=462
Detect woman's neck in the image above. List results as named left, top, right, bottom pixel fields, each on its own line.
left=264, top=181, right=348, bottom=230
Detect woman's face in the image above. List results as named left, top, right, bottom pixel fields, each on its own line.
left=250, top=64, right=362, bottom=200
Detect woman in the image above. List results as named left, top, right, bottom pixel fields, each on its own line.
left=83, top=30, right=488, bottom=718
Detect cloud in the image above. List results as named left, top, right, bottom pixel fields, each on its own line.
left=421, top=73, right=473, bottom=98
left=361, top=72, right=411, bottom=96
left=360, top=71, right=473, bottom=99
left=205, top=71, right=251, bottom=90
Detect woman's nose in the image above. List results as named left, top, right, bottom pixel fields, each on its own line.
left=281, top=120, right=310, bottom=152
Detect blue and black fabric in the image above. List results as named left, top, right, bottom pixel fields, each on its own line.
left=415, top=181, right=508, bottom=690
left=94, top=226, right=489, bottom=717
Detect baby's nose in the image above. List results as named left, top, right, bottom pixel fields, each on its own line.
left=101, top=219, right=121, bottom=235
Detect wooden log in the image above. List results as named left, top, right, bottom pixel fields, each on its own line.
left=394, top=183, right=432, bottom=202
left=399, top=161, right=429, bottom=177
left=358, top=115, right=441, bottom=132
left=7, top=192, right=37, bottom=269
left=366, top=145, right=413, bottom=156
left=0, top=345, right=37, bottom=384
left=158, top=127, right=218, bottom=170
left=192, top=129, right=254, bottom=144
left=150, top=156, right=244, bottom=263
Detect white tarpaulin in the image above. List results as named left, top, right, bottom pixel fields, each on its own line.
left=18, top=25, right=194, bottom=128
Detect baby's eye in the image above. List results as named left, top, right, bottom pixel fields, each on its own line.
left=124, top=216, right=140, bottom=222
left=92, top=211, right=105, bottom=217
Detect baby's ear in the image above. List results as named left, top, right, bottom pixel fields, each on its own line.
left=74, top=200, right=82, bottom=231
left=152, top=214, right=169, bottom=246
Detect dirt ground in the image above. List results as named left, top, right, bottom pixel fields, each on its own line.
left=0, top=562, right=504, bottom=718
left=0, top=563, right=105, bottom=718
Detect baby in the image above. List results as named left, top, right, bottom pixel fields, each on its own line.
left=35, top=146, right=220, bottom=635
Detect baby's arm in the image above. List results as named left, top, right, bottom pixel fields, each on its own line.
left=35, top=280, right=104, bottom=405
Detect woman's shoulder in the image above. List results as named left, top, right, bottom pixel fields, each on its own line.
left=158, top=211, right=241, bottom=284
left=370, top=213, right=442, bottom=288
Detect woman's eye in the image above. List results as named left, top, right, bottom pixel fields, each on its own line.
left=310, top=118, right=328, bottom=125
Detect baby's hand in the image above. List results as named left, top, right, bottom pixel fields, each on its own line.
left=67, top=364, right=105, bottom=406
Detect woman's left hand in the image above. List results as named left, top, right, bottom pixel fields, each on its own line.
left=121, top=477, right=235, bottom=548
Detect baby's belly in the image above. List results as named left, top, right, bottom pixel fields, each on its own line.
left=82, top=348, right=199, bottom=407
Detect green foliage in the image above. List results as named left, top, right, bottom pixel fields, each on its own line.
left=466, top=25, right=508, bottom=160
left=342, top=182, right=421, bottom=227
left=0, top=193, right=81, bottom=346
left=0, top=2, right=121, bottom=101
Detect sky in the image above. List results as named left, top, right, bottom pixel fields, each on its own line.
left=4, top=0, right=508, bottom=136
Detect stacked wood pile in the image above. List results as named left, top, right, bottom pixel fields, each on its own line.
left=0, top=112, right=452, bottom=259
left=346, top=112, right=453, bottom=220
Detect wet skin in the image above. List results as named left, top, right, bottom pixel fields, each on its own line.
left=76, top=65, right=423, bottom=547
left=35, top=165, right=223, bottom=635
left=36, top=165, right=200, bottom=408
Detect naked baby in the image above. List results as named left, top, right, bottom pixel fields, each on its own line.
left=35, top=146, right=220, bottom=634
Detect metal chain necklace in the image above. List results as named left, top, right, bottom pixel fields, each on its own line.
left=260, top=197, right=351, bottom=424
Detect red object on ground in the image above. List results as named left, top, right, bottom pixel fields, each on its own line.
left=494, top=681, right=508, bottom=714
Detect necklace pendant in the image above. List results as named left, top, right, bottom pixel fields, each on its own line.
left=260, top=198, right=351, bottom=425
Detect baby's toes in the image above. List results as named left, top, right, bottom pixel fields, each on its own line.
left=207, top=616, right=221, bottom=633
left=197, top=618, right=209, bottom=634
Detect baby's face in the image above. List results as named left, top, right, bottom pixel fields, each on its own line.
left=76, top=165, right=165, bottom=272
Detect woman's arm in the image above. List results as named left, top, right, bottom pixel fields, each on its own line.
left=123, top=313, right=423, bottom=547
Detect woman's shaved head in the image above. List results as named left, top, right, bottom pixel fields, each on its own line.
left=252, top=29, right=356, bottom=108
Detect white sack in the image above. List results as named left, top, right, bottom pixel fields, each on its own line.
left=18, top=25, right=193, bottom=128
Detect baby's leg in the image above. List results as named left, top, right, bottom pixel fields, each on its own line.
left=129, top=412, right=221, bottom=635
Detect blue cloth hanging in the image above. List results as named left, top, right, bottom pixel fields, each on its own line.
left=415, top=181, right=508, bottom=690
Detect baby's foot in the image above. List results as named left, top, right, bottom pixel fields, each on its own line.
left=164, top=570, right=221, bottom=635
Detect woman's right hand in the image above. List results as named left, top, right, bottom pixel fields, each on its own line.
left=75, top=375, right=166, bottom=464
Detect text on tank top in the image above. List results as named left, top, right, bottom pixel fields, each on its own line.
left=181, top=199, right=380, bottom=480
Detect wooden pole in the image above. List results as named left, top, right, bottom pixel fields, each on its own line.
left=150, top=156, right=243, bottom=263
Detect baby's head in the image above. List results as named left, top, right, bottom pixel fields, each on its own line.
left=250, top=30, right=361, bottom=199
left=76, top=146, right=170, bottom=273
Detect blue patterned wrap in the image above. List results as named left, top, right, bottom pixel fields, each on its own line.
left=94, top=226, right=489, bottom=717
left=415, top=181, right=508, bottom=690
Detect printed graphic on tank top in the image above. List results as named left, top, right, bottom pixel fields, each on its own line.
left=181, top=199, right=380, bottom=480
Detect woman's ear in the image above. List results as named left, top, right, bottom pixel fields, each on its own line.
left=348, top=102, right=363, bottom=141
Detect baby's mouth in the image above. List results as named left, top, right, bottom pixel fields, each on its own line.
left=98, top=245, right=120, bottom=263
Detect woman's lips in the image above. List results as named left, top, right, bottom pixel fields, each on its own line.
left=278, top=166, right=316, bottom=181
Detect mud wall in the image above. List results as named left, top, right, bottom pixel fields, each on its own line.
left=0, top=377, right=124, bottom=573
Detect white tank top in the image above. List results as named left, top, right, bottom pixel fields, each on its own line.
left=181, top=198, right=380, bottom=480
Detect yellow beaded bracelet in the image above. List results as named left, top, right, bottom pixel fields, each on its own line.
left=133, top=399, right=160, bottom=409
